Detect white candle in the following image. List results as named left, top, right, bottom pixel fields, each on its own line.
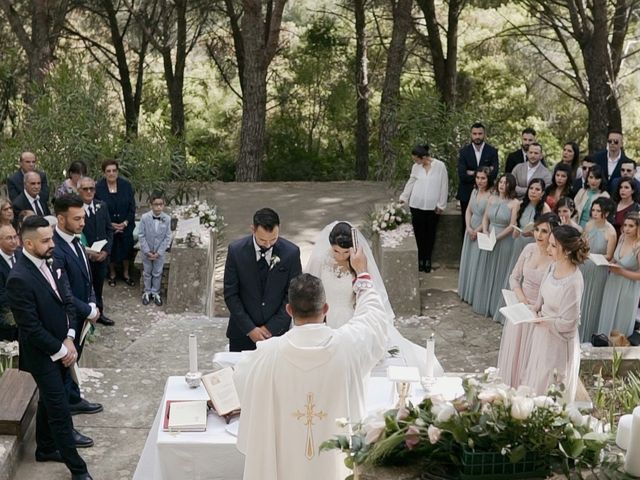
left=618, top=414, right=633, bottom=450
left=624, top=406, right=640, bottom=476
left=425, top=334, right=435, bottom=379
left=188, top=334, right=198, bottom=373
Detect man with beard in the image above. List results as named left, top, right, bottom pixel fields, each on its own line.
left=7, top=215, right=92, bottom=479
left=504, top=128, right=542, bottom=173
left=456, top=122, right=499, bottom=235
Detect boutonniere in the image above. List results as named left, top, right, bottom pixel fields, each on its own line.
left=95, top=203, right=101, bottom=211
left=46, top=258, right=53, bottom=268
left=56, top=268, right=62, bottom=279
left=269, top=255, right=280, bottom=271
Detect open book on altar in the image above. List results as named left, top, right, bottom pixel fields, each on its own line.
left=499, top=303, right=550, bottom=325
left=201, top=367, right=241, bottom=416
left=163, top=400, right=208, bottom=432
left=477, top=228, right=496, bottom=251
left=589, top=253, right=612, bottom=267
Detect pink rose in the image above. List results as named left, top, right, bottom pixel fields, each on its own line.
left=405, top=425, right=421, bottom=450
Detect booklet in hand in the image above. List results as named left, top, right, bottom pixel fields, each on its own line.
left=499, top=303, right=550, bottom=325
left=86, top=239, right=108, bottom=254
left=477, top=227, right=496, bottom=251
left=201, top=367, right=241, bottom=418
left=589, top=253, right=612, bottom=267
left=513, top=223, right=534, bottom=234
left=501, top=289, right=519, bottom=307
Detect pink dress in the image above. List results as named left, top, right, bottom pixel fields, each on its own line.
left=496, top=243, right=547, bottom=388
left=520, top=264, right=583, bottom=401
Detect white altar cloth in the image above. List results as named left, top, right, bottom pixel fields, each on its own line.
left=134, top=369, right=463, bottom=479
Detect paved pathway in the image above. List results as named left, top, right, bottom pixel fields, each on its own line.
left=12, top=182, right=501, bottom=479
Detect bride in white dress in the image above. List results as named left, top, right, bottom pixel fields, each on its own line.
left=305, top=221, right=444, bottom=377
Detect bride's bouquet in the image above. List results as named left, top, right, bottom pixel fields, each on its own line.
left=371, top=202, right=410, bottom=233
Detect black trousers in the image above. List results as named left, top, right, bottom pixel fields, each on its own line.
left=410, top=207, right=440, bottom=263
left=32, top=364, right=87, bottom=475
left=90, top=259, right=108, bottom=312
left=229, top=335, right=257, bottom=352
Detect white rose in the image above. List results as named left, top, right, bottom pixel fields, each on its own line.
left=383, top=213, right=390, bottom=221
left=533, top=396, right=555, bottom=408
left=511, top=397, right=534, bottom=420
left=364, top=421, right=386, bottom=444
left=432, top=402, right=456, bottom=423
left=335, top=417, right=349, bottom=428
left=427, top=425, right=441, bottom=444
left=567, top=407, right=584, bottom=427
left=478, top=387, right=507, bottom=404
left=380, top=222, right=387, bottom=229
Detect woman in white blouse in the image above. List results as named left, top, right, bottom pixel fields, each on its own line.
left=399, top=144, right=449, bottom=272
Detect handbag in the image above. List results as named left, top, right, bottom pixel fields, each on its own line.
left=591, top=333, right=610, bottom=347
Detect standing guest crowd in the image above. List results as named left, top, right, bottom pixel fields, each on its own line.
left=449, top=123, right=640, bottom=402
left=0, top=152, right=148, bottom=480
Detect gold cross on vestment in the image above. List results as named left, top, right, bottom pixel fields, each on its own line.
left=293, top=393, right=327, bottom=460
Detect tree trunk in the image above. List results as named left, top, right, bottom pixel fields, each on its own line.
left=354, top=0, right=369, bottom=180
left=378, top=0, right=413, bottom=180
left=582, top=0, right=614, bottom=153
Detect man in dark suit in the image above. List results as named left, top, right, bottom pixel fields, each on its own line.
left=7, top=216, right=92, bottom=480
left=456, top=122, right=499, bottom=235
left=504, top=127, right=537, bottom=174
left=609, top=159, right=640, bottom=195
left=7, top=151, right=50, bottom=203
left=53, top=194, right=103, bottom=435
left=573, top=156, right=595, bottom=193
left=77, top=176, right=114, bottom=326
left=0, top=224, right=20, bottom=341
left=594, top=129, right=634, bottom=192
left=12, top=171, right=51, bottom=218
left=224, top=208, right=302, bottom=352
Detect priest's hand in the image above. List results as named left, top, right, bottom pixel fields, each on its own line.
left=349, top=246, right=367, bottom=275
left=248, top=327, right=270, bottom=343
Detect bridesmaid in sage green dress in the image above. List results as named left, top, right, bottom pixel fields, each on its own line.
left=597, top=212, right=640, bottom=337
left=579, top=198, right=616, bottom=342
left=458, top=168, right=493, bottom=303
left=472, top=173, right=519, bottom=317
left=504, top=178, right=551, bottom=284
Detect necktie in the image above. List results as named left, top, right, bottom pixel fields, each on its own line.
left=72, top=238, right=89, bottom=274
left=86, top=204, right=93, bottom=217
left=9, top=255, right=15, bottom=267
left=39, top=261, right=60, bottom=299
left=33, top=199, right=44, bottom=216
left=257, top=248, right=269, bottom=293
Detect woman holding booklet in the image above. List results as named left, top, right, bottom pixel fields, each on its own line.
left=504, top=178, right=551, bottom=287
left=458, top=168, right=493, bottom=303
left=520, top=225, right=588, bottom=402
left=496, top=213, right=558, bottom=387
left=597, top=212, right=640, bottom=337
left=579, top=198, right=617, bottom=342
left=471, top=173, right=519, bottom=316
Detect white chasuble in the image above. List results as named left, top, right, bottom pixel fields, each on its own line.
left=234, top=283, right=388, bottom=480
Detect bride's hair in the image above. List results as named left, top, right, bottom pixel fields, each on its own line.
left=329, top=222, right=353, bottom=249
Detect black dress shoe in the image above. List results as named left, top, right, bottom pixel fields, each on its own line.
left=97, top=315, right=115, bottom=326
left=418, top=260, right=426, bottom=272
left=69, top=398, right=104, bottom=415
left=35, top=449, right=64, bottom=463
left=72, top=429, right=94, bottom=448
left=71, top=474, right=94, bottom=480
left=425, top=260, right=432, bottom=273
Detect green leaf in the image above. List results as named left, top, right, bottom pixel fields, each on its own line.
left=510, top=445, right=526, bottom=463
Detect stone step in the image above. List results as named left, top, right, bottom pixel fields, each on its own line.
left=0, top=436, right=19, bottom=480
left=0, top=370, right=37, bottom=438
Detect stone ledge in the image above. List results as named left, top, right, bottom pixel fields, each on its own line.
left=580, top=345, right=640, bottom=377
left=0, top=435, right=19, bottom=480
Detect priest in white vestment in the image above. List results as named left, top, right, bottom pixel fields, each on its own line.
left=234, top=247, right=388, bottom=480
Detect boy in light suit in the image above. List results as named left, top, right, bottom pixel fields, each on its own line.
left=139, top=192, right=172, bottom=306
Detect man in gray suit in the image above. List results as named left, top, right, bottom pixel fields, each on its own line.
left=512, top=143, right=552, bottom=198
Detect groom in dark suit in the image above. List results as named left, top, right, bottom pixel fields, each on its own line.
left=7, top=215, right=92, bottom=479
left=224, top=208, right=302, bottom=352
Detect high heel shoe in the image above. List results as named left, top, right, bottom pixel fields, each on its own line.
left=108, top=277, right=116, bottom=287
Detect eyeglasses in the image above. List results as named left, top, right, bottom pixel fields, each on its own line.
left=79, top=187, right=95, bottom=191
left=608, top=139, right=620, bottom=145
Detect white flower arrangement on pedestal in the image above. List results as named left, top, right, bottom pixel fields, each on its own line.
left=370, top=201, right=411, bottom=233
left=173, top=200, right=226, bottom=235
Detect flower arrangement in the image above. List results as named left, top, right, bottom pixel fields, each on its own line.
left=321, top=369, right=615, bottom=478
left=173, top=200, right=225, bottom=235
left=370, top=202, right=411, bottom=233
left=0, top=341, right=19, bottom=375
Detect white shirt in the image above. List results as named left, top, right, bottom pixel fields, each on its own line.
left=473, top=143, right=485, bottom=166
left=55, top=227, right=97, bottom=321
left=0, top=250, right=16, bottom=269
left=399, top=159, right=449, bottom=211
left=253, top=236, right=273, bottom=264
left=84, top=201, right=95, bottom=217
left=22, top=249, right=75, bottom=361
left=24, top=191, right=42, bottom=213
left=608, top=151, right=621, bottom=177
left=526, top=162, right=537, bottom=184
